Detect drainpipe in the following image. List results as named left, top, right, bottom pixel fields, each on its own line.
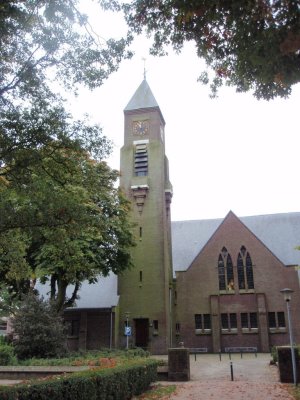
left=169, top=287, right=173, bottom=348
left=110, top=307, right=113, bottom=349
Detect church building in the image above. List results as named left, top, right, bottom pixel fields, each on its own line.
left=30, top=79, right=300, bottom=354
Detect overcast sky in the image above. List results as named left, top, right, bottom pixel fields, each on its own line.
left=71, top=3, right=300, bottom=222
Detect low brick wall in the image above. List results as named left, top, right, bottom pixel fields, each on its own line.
left=277, top=346, right=300, bottom=383
left=0, top=366, right=89, bottom=380
left=168, top=348, right=190, bottom=381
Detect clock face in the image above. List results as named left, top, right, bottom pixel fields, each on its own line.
left=132, top=120, right=149, bottom=135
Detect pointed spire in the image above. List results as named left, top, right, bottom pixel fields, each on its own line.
left=124, top=79, right=159, bottom=112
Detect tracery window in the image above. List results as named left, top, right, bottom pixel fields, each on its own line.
left=237, top=246, right=254, bottom=290
left=218, top=247, right=234, bottom=291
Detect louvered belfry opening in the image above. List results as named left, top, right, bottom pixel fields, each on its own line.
left=134, top=143, right=148, bottom=176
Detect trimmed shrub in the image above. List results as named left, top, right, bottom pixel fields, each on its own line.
left=0, top=359, right=158, bottom=400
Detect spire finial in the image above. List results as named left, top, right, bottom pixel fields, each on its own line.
left=142, top=57, right=147, bottom=80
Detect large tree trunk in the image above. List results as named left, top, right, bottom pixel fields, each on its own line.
left=55, top=278, right=68, bottom=313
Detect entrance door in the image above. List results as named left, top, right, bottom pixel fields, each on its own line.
left=135, top=318, right=149, bottom=349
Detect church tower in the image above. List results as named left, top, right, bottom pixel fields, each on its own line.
left=118, top=79, right=173, bottom=354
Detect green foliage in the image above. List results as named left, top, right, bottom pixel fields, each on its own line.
left=271, top=346, right=278, bottom=363
left=0, top=359, right=159, bottom=400
left=0, top=284, right=21, bottom=317
left=0, top=342, right=15, bottom=365
left=14, top=349, right=149, bottom=367
left=113, top=0, right=300, bottom=99
left=0, top=145, right=135, bottom=311
left=0, top=3, right=135, bottom=312
left=12, top=293, right=67, bottom=360
left=0, top=1, right=132, bottom=104
left=0, top=1, right=135, bottom=310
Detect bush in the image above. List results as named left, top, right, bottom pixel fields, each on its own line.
left=271, top=346, right=278, bottom=363
left=12, top=293, right=67, bottom=360
left=0, top=343, right=15, bottom=365
left=0, top=359, right=159, bottom=400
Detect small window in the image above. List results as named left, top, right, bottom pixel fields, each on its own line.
left=277, top=312, right=286, bottom=328
left=241, top=313, right=248, bottom=328
left=230, top=313, right=237, bottom=329
left=221, top=313, right=237, bottom=331
left=153, top=320, right=158, bottom=330
left=195, top=314, right=202, bottom=330
left=139, top=271, right=143, bottom=282
left=67, top=320, right=80, bottom=337
left=139, top=226, right=142, bottom=238
left=250, top=313, right=258, bottom=329
left=175, top=323, right=180, bottom=333
left=268, top=312, right=276, bottom=328
left=221, top=313, right=229, bottom=329
left=203, top=314, right=211, bottom=330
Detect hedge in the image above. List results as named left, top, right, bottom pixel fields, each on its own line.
left=0, top=359, right=158, bottom=400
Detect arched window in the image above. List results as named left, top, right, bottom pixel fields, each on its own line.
left=237, top=246, right=254, bottom=290
left=218, top=247, right=235, bottom=291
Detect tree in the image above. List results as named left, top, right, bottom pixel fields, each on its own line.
left=0, top=0, right=132, bottom=172
left=115, top=0, right=300, bottom=99
left=12, top=293, right=67, bottom=359
left=0, top=146, right=135, bottom=312
left=0, top=1, right=135, bottom=310
left=0, top=0, right=132, bottom=103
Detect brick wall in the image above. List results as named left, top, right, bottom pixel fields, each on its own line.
left=175, top=212, right=300, bottom=352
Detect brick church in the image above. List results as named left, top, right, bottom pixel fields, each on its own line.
left=38, top=79, right=300, bottom=354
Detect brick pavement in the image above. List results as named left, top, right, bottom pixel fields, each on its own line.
left=156, top=353, right=295, bottom=400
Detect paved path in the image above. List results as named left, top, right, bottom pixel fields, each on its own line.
left=157, top=353, right=295, bottom=400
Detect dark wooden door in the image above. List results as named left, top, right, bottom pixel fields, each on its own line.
left=135, top=318, right=149, bottom=349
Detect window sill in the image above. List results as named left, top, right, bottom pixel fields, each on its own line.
left=242, top=328, right=258, bottom=334
left=269, top=327, right=287, bottom=333
left=219, top=290, right=235, bottom=295
left=67, top=335, right=79, bottom=339
left=152, top=330, right=159, bottom=336
left=195, top=329, right=212, bottom=335
left=239, top=289, right=255, bottom=294
left=221, top=329, right=238, bottom=335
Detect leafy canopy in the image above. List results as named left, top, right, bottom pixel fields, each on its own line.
left=0, top=1, right=135, bottom=311
left=0, top=145, right=135, bottom=312
left=107, top=0, right=300, bottom=99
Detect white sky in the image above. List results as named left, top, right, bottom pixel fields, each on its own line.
left=71, top=3, right=300, bottom=222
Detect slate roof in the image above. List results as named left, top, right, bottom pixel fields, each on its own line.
left=36, top=273, right=119, bottom=310
left=124, top=79, right=160, bottom=111
left=37, top=212, right=299, bottom=310
left=172, top=212, right=300, bottom=273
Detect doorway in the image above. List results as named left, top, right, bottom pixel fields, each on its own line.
left=135, top=318, right=149, bottom=349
